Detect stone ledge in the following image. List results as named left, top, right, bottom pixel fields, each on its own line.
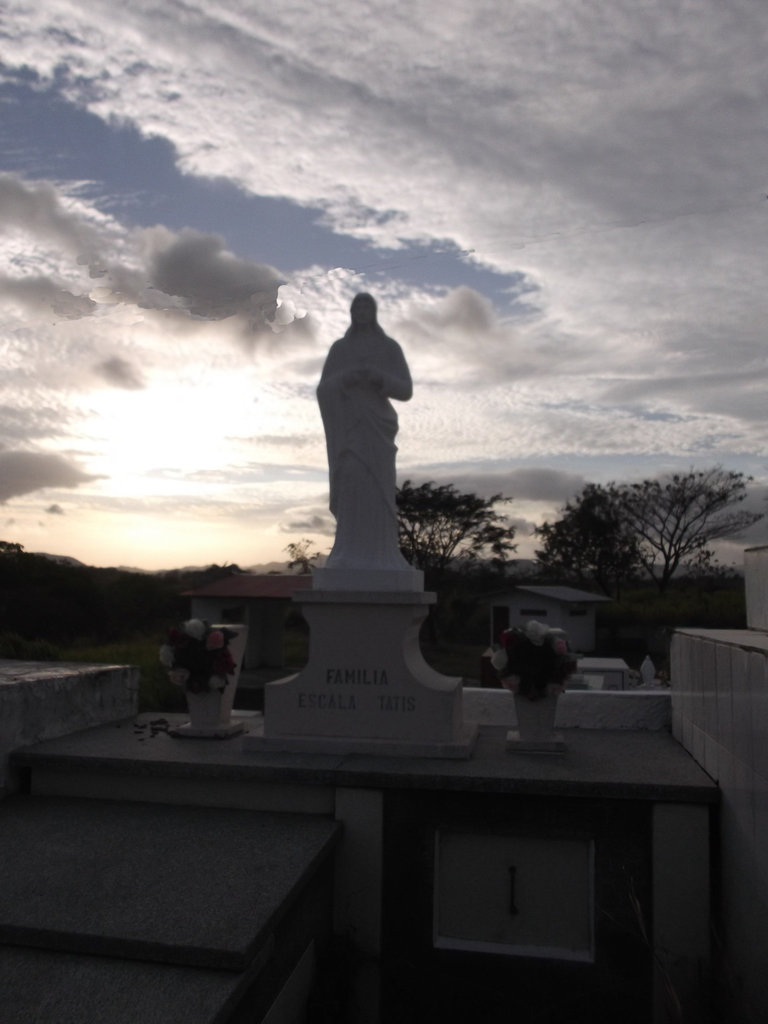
left=0, top=660, right=139, bottom=794
left=12, top=713, right=715, bottom=805
left=0, top=944, right=249, bottom=1024
left=463, top=686, right=671, bottom=731
left=674, top=627, right=768, bottom=653
left=245, top=720, right=478, bottom=759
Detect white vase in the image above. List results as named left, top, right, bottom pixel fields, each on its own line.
left=172, top=625, right=247, bottom=738
left=508, top=686, right=565, bottom=753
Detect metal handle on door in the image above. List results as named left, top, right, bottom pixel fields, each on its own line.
left=508, top=865, right=519, bottom=915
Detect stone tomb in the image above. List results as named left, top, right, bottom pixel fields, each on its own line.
left=244, top=586, right=477, bottom=758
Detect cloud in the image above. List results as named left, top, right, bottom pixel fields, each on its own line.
left=0, top=181, right=321, bottom=431
left=5, top=4, right=764, bottom=270
left=0, top=403, right=77, bottom=445
left=378, top=285, right=545, bottom=395
left=0, top=174, right=102, bottom=256
left=0, top=172, right=308, bottom=335
left=45, top=503, right=64, bottom=514
left=93, top=357, right=145, bottom=390
left=0, top=451, right=102, bottom=502
left=504, top=468, right=587, bottom=503
left=141, top=227, right=284, bottom=328
left=406, top=466, right=587, bottom=504
left=601, top=371, right=768, bottom=425
left=1, top=2, right=767, bottom=570
left=0, top=275, right=98, bottom=320
left=279, top=513, right=333, bottom=538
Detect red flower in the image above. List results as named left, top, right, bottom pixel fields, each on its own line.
left=206, top=630, right=224, bottom=650
left=211, top=649, right=236, bottom=677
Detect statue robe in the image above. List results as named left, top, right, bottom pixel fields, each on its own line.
left=317, top=326, right=413, bottom=571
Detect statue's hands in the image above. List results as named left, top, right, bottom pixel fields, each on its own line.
left=342, top=367, right=384, bottom=391
left=363, top=368, right=384, bottom=390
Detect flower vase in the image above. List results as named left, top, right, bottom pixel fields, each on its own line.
left=173, top=625, right=248, bottom=738
left=507, top=686, right=565, bottom=753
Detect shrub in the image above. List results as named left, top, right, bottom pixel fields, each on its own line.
left=0, top=631, right=60, bottom=660
left=63, top=637, right=186, bottom=713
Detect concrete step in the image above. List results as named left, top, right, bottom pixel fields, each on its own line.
left=0, top=795, right=340, bottom=969
left=10, top=713, right=340, bottom=812
left=0, top=944, right=254, bottom=1024
left=0, top=795, right=340, bottom=1023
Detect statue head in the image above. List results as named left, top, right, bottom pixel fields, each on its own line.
left=350, top=292, right=378, bottom=328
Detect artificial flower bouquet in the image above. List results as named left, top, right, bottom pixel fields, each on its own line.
left=159, top=619, right=238, bottom=694
left=491, top=619, right=577, bottom=700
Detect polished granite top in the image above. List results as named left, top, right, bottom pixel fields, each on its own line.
left=11, top=712, right=718, bottom=803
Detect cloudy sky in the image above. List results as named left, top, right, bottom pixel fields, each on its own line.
left=1, top=0, right=767, bottom=571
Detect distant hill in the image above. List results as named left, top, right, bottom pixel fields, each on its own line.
left=32, top=552, right=300, bottom=576
left=247, top=560, right=308, bottom=575
left=33, top=552, right=88, bottom=568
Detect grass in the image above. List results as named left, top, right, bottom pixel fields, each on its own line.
left=62, top=636, right=186, bottom=713
left=0, top=631, right=61, bottom=660
left=599, top=582, right=746, bottom=631
left=61, top=585, right=734, bottom=711
left=58, top=628, right=487, bottom=712
left=420, top=641, right=484, bottom=682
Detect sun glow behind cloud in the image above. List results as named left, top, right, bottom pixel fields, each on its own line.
left=0, top=0, right=766, bottom=569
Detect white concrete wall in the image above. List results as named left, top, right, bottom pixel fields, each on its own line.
left=671, top=628, right=768, bottom=1022
left=745, top=546, right=768, bottom=631
left=464, top=686, right=670, bottom=730
left=0, top=661, right=139, bottom=796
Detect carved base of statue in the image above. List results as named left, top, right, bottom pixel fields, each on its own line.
left=244, top=589, right=476, bottom=759
left=313, top=565, right=423, bottom=592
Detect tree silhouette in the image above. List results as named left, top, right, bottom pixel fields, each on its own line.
left=614, top=467, right=762, bottom=592
left=284, top=538, right=322, bottom=574
left=396, top=480, right=516, bottom=583
left=535, top=484, right=641, bottom=599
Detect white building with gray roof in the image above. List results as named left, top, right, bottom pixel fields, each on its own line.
left=490, top=584, right=610, bottom=653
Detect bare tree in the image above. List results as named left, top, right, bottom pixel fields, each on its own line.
left=284, top=538, right=322, bottom=574
left=614, top=467, right=762, bottom=592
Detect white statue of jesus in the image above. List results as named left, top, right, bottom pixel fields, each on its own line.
left=317, top=293, right=415, bottom=578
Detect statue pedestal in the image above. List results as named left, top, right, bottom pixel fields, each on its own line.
left=312, top=565, right=424, bottom=592
left=244, top=590, right=476, bottom=759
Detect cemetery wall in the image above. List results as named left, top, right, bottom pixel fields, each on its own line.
left=0, top=661, right=139, bottom=796
left=745, top=545, right=768, bottom=630
left=671, top=627, right=768, bottom=1022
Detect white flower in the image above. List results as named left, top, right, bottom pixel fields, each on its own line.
left=182, top=618, right=207, bottom=640
left=490, top=648, right=508, bottom=671
left=158, top=644, right=175, bottom=668
left=523, top=620, right=549, bottom=646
